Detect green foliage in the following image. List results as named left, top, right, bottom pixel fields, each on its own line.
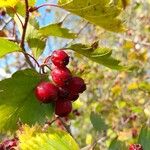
left=90, top=112, right=108, bottom=132
left=59, top=0, right=125, bottom=32
left=67, top=43, right=127, bottom=70
left=108, top=139, right=126, bottom=150
left=139, top=82, right=150, bottom=92
left=0, top=38, right=21, bottom=58
left=0, top=69, right=54, bottom=133
left=18, top=125, right=79, bottom=150
left=138, top=126, right=150, bottom=150
left=39, top=23, right=77, bottom=39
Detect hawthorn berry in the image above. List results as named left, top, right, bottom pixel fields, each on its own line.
left=0, top=138, right=18, bottom=150
left=68, top=77, right=86, bottom=94
left=129, top=144, right=143, bottom=150
left=51, top=67, right=72, bottom=87
left=51, top=50, right=69, bottom=68
left=58, top=87, right=69, bottom=100
left=55, top=100, right=72, bottom=117
left=35, top=82, right=58, bottom=103
left=67, top=93, right=79, bottom=101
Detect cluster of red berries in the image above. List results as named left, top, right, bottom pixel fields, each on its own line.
left=0, top=138, right=17, bottom=150
left=35, top=50, right=86, bottom=117
left=129, top=144, right=143, bottom=150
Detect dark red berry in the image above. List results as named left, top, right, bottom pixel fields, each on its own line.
left=129, top=144, right=143, bottom=150
left=73, top=109, right=80, bottom=116
left=51, top=50, right=69, bottom=68
left=55, top=101, right=72, bottom=117
left=67, top=93, right=79, bottom=101
left=132, top=128, right=138, bottom=138
left=0, top=10, right=6, bottom=16
left=1, top=138, right=18, bottom=150
left=35, top=82, right=58, bottom=103
left=51, top=67, right=72, bottom=87
left=58, top=87, right=69, bottom=100
left=68, top=77, right=86, bottom=94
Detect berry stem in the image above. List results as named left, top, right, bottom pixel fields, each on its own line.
left=42, top=117, right=59, bottom=131
left=22, top=52, right=40, bottom=68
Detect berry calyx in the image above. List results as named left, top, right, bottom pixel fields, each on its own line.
left=129, top=144, right=143, bottom=150
left=51, top=50, right=69, bottom=68
left=51, top=67, right=72, bottom=87
left=68, top=77, right=86, bottom=94
left=35, top=82, right=58, bottom=103
left=55, top=101, right=72, bottom=117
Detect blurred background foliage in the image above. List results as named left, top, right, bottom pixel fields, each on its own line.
left=0, top=0, right=150, bottom=149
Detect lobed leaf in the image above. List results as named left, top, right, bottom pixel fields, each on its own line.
left=18, top=125, right=79, bottom=150
left=59, top=0, right=125, bottom=32
left=67, top=43, right=127, bottom=70
left=138, top=126, right=150, bottom=150
left=0, top=69, right=54, bottom=132
left=90, top=112, right=108, bottom=132
left=0, top=38, right=21, bottom=58
left=0, top=0, right=19, bottom=7
left=108, top=139, right=127, bottom=150
left=39, top=23, right=77, bottom=39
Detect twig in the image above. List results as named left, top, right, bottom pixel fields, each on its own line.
left=64, top=22, right=89, bottom=48
left=15, top=12, right=24, bottom=28
left=29, top=3, right=60, bottom=12
left=20, top=0, right=34, bottom=69
left=58, top=117, right=73, bottom=137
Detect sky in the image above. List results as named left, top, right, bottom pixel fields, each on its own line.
left=0, top=0, right=58, bottom=78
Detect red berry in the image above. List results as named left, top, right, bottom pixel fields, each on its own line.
left=0, top=138, right=18, bottom=150
left=58, top=87, right=69, bottom=100
left=67, top=93, right=79, bottom=101
left=51, top=67, right=72, bottom=87
left=68, top=77, right=86, bottom=94
left=35, top=82, right=58, bottom=103
left=129, top=144, right=143, bottom=150
left=51, top=50, right=69, bottom=68
left=132, top=128, right=138, bottom=138
left=55, top=101, right=72, bottom=117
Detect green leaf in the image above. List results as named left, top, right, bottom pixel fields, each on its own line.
left=90, top=112, right=108, bottom=132
left=67, top=44, right=127, bottom=70
left=39, top=23, right=77, bottom=39
left=18, top=126, right=79, bottom=150
left=0, top=0, right=19, bottom=7
left=109, top=139, right=126, bottom=150
left=59, top=0, right=125, bottom=32
left=138, top=126, right=150, bottom=150
left=14, top=14, right=46, bottom=58
left=0, top=38, right=21, bottom=58
left=28, top=38, right=46, bottom=59
left=139, top=82, right=150, bottom=92
left=0, top=69, right=54, bottom=132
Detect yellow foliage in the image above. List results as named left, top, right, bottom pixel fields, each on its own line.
left=111, top=84, right=122, bottom=96
left=128, top=82, right=138, bottom=90
left=0, top=0, right=19, bottom=7
left=86, top=134, right=93, bottom=145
